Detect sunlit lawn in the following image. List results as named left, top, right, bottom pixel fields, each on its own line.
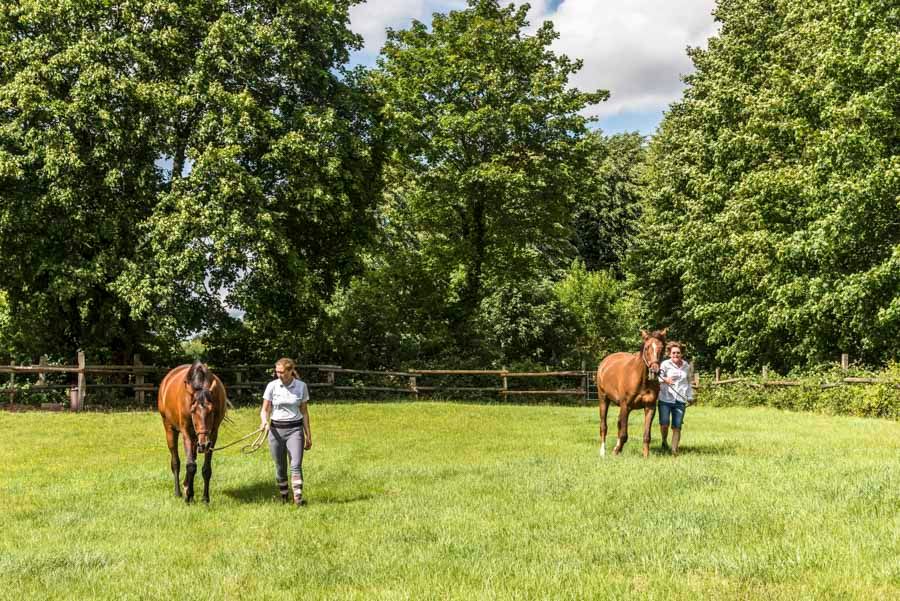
left=1, top=402, right=899, bottom=600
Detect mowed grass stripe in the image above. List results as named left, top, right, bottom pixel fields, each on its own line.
left=1, top=403, right=898, bottom=601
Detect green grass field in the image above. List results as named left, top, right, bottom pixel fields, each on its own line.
left=1, top=402, right=898, bottom=600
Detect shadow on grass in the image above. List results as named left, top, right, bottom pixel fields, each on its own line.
left=222, top=479, right=379, bottom=505
left=649, top=440, right=739, bottom=457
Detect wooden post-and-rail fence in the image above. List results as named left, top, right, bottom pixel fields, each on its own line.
left=0, top=356, right=594, bottom=410
left=1, top=352, right=896, bottom=411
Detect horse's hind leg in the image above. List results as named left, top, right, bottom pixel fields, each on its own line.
left=165, top=425, right=181, bottom=498
left=613, top=405, right=629, bottom=455
left=599, top=396, right=610, bottom=457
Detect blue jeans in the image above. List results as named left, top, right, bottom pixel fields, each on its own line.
left=658, top=402, right=686, bottom=429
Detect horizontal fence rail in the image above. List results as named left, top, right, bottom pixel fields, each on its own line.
left=0, top=352, right=896, bottom=411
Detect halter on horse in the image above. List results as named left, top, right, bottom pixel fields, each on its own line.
left=596, top=329, right=667, bottom=457
left=158, top=362, right=227, bottom=503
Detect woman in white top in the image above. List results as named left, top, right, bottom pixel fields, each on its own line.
left=658, top=342, right=694, bottom=456
left=260, top=357, right=311, bottom=505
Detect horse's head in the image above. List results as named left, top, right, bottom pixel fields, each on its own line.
left=190, top=388, right=216, bottom=453
left=640, top=328, right=668, bottom=379
left=187, top=361, right=215, bottom=453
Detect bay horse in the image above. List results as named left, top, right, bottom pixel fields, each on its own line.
left=596, top=329, right=667, bottom=457
left=158, top=361, right=227, bottom=503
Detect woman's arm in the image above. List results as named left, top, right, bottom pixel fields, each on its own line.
left=260, top=398, right=272, bottom=428
left=300, top=401, right=311, bottom=450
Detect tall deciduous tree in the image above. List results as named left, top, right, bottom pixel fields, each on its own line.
left=0, top=0, right=380, bottom=361
left=0, top=0, right=163, bottom=360
left=370, top=0, right=608, bottom=347
left=632, top=0, right=900, bottom=369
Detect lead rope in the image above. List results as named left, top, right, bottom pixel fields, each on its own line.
left=209, top=424, right=269, bottom=454
left=661, top=381, right=694, bottom=404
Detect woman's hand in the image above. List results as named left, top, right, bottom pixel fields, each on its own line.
left=304, top=435, right=312, bottom=451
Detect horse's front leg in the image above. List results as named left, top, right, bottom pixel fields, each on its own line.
left=201, top=431, right=217, bottom=504
left=164, top=425, right=181, bottom=497
left=641, top=406, right=656, bottom=458
left=182, top=436, right=197, bottom=503
left=613, top=404, right=630, bottom=455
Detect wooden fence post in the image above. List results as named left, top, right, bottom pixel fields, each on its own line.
left=581, top=360, right=588, bottom=403
left=761, top=365, right=768, bottom=384
left=8, top=361, right=14, bottom=404
left=841, top=353, right=849, bottom=371
left=38, top=355, right=48, bottom=387
left=409, top=375, right=418, bottom=400
left=73, top=351, right=86, bottom=411
left=501, top=368, right=508, bottom=400
left=715, top=367, right=721, bottom=383
left=134, top=354, right=144, bottom=405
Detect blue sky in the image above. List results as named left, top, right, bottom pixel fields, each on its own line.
left=349, top=0, right=719, bottom=136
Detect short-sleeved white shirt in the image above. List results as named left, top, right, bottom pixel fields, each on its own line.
left=263, top=378, right=309, bottom=422
left=659, top=359, right=694, bottom=404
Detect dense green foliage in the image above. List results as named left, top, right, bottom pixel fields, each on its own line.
left=372, top=0, right=606, bottom=313
left=699, top=362, right=900, bottom=420
left=2, top=404, right=899, bottom=600
left=0, top=0, right=163, bottom=360
left=3, top=0, right=896, bottom=373
left=0, top=0, right=379, bottom=364
left=324, top=1, right=640, bottom=369
left=572, top=132, right=645, bottom=275
left=633, top=0, right=900, bottom=369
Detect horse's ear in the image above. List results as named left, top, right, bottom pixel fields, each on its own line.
left=660, top=327, right=668, bottom=337
left=640, top=329, right=649, bottom=340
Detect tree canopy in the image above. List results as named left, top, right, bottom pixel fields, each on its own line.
left=4, top=0, right=895, bottom=372
left=0, top=0, right=380, bottom=362
left=344, top=0, right=610, bottom=366
left=633, top=0, right=900, bottom=369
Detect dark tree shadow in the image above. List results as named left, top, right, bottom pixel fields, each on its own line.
left=650, top=441, right=739, bottom=457
left=222, top=479, right=279, bottom=504
left=222, top=479, right=379, bottom=505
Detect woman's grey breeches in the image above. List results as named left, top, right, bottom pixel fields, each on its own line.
left=268, top=421, right=304, bottom=485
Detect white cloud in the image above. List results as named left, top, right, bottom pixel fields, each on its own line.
left=349, top=0, right=467, bottom=64
left=528, top=0, right=719, bottom=119
left=349, top=0, right=719, bottom=121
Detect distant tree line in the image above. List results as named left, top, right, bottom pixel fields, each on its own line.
left=0, top=0, right=896, bottom=372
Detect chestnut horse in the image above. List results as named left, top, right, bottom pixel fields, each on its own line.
left=158, top=362, right=227, bottom=503
left=596, top=329, right=667, bottom=457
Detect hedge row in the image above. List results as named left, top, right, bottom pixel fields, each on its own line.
left=696, top=364, right=900, bottom=420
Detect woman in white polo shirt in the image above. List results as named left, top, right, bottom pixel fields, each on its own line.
left=260, top=357, right=311, bottom=505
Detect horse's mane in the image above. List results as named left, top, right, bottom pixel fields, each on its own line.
left=186, top=361, right=209, bottom=392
